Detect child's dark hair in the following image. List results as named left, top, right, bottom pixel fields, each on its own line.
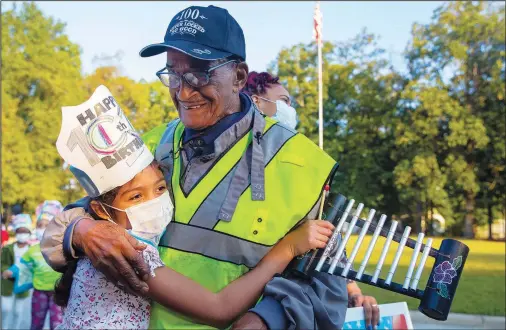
left=54, top=187, right=119, bottom=307
left=241, top=71, right=280, bottom=96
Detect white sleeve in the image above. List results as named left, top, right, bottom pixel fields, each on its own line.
left=141, top=245, right=165, bottom=277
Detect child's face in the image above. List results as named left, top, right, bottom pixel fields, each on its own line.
left=15, top=227, right=31, bottom=235
left=36, top=219, right=49, bottom=230
left=108, top=164, right=167, bottom=229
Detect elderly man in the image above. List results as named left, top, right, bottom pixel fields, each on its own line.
left=42, top=5, right=379, bottom=329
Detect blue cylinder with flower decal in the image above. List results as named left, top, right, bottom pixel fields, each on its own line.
left=418, top=238, right=469, bottom=321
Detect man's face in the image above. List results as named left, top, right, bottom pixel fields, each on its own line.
left=165, top=49, right=247, bottom=130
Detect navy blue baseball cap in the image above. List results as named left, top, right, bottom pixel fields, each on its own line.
left=140, top=5, right=246, bottom=61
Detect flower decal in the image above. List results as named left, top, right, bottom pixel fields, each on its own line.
left=434, top=261, right=457, bottom=284
left=433, top=255, right=463, bottom=299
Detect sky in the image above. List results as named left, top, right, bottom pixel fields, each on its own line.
left=4, top=1, right=446, bottom=82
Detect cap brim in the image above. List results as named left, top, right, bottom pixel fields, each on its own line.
left=139, top=40, right=233, bottom=60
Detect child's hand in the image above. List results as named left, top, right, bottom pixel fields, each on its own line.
left=282, top=220, right=335, bottom=258
left=2, top=270, right=13, bottom=280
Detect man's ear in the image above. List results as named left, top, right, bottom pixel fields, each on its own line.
left=89, top=200, right=109, bottom=220
left=234, top=62, right=249, bottom=91
left=251, top=94, right=260, bottom=107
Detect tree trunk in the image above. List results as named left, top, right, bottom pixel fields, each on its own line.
left=416, top=201, right=423, bottom=234
left=463, top=193, right=475, bottom=238
left=488, top=201, right=493, bottom=240
left=429, top=202, right=434, bottom=236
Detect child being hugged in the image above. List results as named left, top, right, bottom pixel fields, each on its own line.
left=54, top=85, right=334, bottom=329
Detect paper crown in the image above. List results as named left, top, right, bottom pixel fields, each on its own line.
left=56, top=85, right=154, bottom=197
left=12, top=214, right=33, bottom=232
left=35, top=200, right=63, bottom=223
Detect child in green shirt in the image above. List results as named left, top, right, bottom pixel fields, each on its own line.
left=4, top=201, right=64, bottom=330
left=1, top=214, right=33, bottom=330
left=28, top=201, right=64, bottom=330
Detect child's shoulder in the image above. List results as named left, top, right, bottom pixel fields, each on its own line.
left=141, top=244, right=165, bottom=277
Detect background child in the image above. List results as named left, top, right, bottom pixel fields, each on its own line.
left=21, top=201, right=65, bottom=330
left=1, top=214, right=33, bottom=329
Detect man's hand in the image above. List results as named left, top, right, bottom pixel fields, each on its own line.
left=231, top=312, right=268, bottom=330
left=73, top=218, right=150, bottom=295
left=2, top=270, right=13, bottom=280
left=349, top=293, right=380, bottom=329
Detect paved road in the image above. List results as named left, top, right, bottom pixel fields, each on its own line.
left=411, top=311, right=505, bottom=330
left=413, top=322, right=476, bottom=329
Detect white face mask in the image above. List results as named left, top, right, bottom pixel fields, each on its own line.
left=102, top=191, right=173, bottom=246
left=16, top=233, right=31, bottom=243
left=35, top=228, right=46, bottom=241
left=256, top=96, right=298, bottom=129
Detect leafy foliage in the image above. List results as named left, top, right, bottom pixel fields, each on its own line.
left=1, top=2, right=503, bottom=238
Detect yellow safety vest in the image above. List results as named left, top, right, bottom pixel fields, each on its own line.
left=145, top=112, right=337, bottom=329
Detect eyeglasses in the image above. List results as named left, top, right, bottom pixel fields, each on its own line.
left=156, top=59, right=238, bottom=89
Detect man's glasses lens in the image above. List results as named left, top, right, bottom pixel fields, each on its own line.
left=158, top=72, right=210, bottom=89
left=157, top=59, right=236, bottom=89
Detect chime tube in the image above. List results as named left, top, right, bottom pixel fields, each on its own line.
left=303, top=194, right=348, bottom=274
left=403, top=232, right=425, bottom=289
left=371, top=220, right=398, bottom=283
left=385, top=226, right=412, bottom=285
left=315, top=200, right=355, bottom=271
left=410, top=238, right=433, bottom=290
left=342, top=209, right=376, bottom=277
left=328, top=203, right=364, bottom=274
left=356, top=214, right=387, bottom=280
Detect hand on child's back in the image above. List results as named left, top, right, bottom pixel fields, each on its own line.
left=75, top=218, right=151, bottom=295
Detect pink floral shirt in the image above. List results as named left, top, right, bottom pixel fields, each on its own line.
left=57, top=244, right=164, bottom=329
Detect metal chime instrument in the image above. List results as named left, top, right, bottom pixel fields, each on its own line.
left=284, top=194, right=469, bottom=321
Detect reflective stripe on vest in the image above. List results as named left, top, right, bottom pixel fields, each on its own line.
left=150, top=115, right=338, bottom=329
left=163, top=222, right=271, bottom=268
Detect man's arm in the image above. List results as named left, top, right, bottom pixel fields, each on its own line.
left=245, top=267, right=348, bottom=330
left=40, top=198, right=91, bottom=271
left=40, top=198, right=151, bottom=294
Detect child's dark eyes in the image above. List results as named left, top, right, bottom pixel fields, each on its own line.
left=157, top=185, right=167, bottom=192
left=130, top=194, right=142, bottom=201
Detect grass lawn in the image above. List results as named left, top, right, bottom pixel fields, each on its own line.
left=344, top=235, right=505, bottom=316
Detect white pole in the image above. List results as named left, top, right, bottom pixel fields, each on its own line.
left=317, top=25, right=323, bottom=149
left=315, top=1, right=324, bottom=150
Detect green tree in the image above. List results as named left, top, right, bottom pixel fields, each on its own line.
left=393, top=82, right=458, bottom=234
left=82, top=66, right=178, bottom=134
left=1, top=2, right=85, bottom=212
left=272, top=31, right=406, bottom=216
left=405, top=1, right=505, bottom=237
